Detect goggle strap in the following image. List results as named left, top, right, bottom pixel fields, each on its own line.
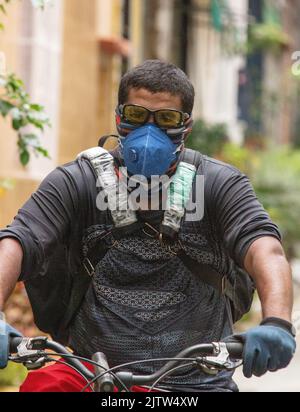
left=165, top=126, right=186, bottom=136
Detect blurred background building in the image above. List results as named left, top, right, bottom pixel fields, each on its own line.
left=1, top=0, right=300, bottom=226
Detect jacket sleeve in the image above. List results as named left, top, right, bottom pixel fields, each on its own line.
left=0, top=164, right=84, bottom=281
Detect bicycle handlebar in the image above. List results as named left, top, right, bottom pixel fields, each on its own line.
left=9, top=337, right=244, bottom=392
left=225, top=342, right=244, bottom=358
left=119, top=342, right=244, bottom=386
left=9, top=337, right=22, bottom=352
left=9, top=337, right=94, bottom=381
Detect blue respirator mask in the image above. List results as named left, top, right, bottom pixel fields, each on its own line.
left=120, top=124, right=181, bottom=178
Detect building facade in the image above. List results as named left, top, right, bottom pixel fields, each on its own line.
left=0, top=0, right=127, bottom=227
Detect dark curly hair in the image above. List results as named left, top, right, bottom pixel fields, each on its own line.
left=118, top=60, right=195, bottom=114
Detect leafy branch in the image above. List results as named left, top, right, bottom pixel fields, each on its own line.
left=0, top=72, right=51, bottom=165
left=0, top=0, right=13, bottom=30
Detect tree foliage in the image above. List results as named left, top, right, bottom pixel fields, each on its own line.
left=189, top=125, right=300, bottom=259
left=0, top=73, right=50, bottom=165
left=0, top=1, right=51, bottom=166
left=187, top=119, right=229, bottom=157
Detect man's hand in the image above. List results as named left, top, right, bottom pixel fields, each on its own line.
left=230, top=320, right=296, bottom=378
left=0, top=312, right=22, bottom=369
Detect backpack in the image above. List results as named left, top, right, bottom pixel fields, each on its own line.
left=24, top=146, right=255, bottom=345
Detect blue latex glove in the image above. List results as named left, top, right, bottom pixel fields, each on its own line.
left=233, top=324, right=296, bottom=378
left=0, top=312, right=22, bottom=369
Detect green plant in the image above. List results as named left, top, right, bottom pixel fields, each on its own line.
left=248, top=22, right=290, bottom=54
left=0, top=0, right=50, bottom=390
left=217, top=142, right=259, bottom=177
left=0, top=178, right=14, bottom=197
left=0, top=0, right=12, bottom=30
left=219, top=144, right=300, bottom=259
left=252, top=148, right=300, bottom=258
left=187, top=119, right=228, bottom=157
left=0, top=73, right=50, bottom=165
left=0, top=362, right=27, bottom=388
left=199, top=134, right=300, bottom=259
left=1, top=1, right=52, bottom=165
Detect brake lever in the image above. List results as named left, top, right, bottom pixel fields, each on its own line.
left=196, top=342, right=243, bottom=375
left=9, top=337, right=49, bottom=370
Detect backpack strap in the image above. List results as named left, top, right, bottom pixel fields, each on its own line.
left=60, top=147, right=134, bottom=336
left=77, top=147, right=138, bottom=230
left=59, top=257, right=94, bottom=340
left=177, top=251, right=237, bottom=306
left=177, top=149, right=243, bottom=322
left=181, top=148, right=204, bottom=173
left=98, top=135, right=119, bottom=150
left=177, top=251, right=246, bottom=328
left=159, top=148, right=203, bottom=240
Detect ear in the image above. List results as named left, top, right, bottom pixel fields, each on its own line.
left=115, top=112, right=122, bottom=127
left=116, top=114, right=139, bottom=137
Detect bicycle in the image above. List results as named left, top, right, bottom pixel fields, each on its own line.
left=9, top=336, right=244, bottom=392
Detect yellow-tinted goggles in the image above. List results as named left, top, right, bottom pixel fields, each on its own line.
left=119, top=104, right=190, bottom=129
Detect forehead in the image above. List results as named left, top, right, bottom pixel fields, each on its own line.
left=126, top=88, right=183, bottom=111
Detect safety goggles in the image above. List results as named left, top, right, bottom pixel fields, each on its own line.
left=118, top=104, right=190, bottom=129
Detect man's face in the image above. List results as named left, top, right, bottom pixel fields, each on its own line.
left=125, top=88, right=183, bottom=118
left=118, top=87, right=190, bottom=180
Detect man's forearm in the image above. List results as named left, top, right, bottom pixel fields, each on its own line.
left=0, top=239, right=23, bottom=311
left=244, top=237, right=293, bottom=322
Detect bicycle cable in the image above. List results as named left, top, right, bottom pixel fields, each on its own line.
left=148, top=362, right=196, bottom=392
left=81, top=357, right=197, bottom=392
left=40, top=351, right=130, bottom=393
left=46, top=357, right=95, bottom=392
left=11, top=350, right=128, bottom=393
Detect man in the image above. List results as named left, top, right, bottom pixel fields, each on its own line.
left=0, top=60, right=296, bottom=392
